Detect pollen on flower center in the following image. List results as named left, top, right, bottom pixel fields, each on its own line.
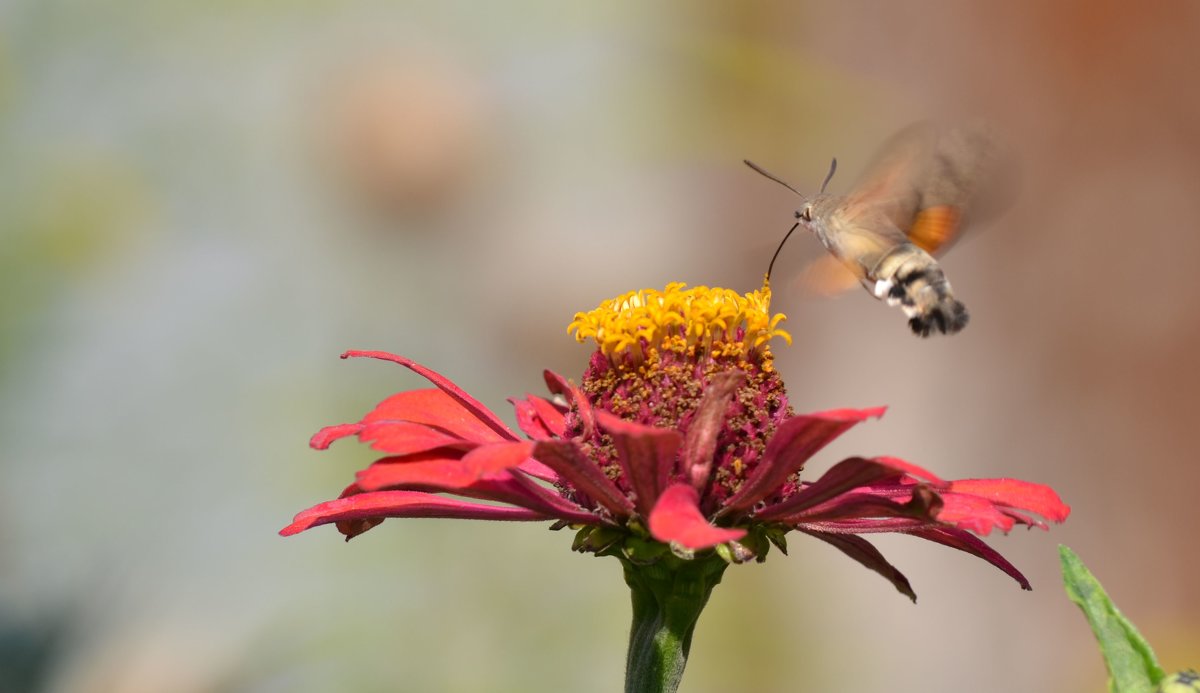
left=562, top=280, right=795, bottom=508
left=568, top=280, right=791, bottom=363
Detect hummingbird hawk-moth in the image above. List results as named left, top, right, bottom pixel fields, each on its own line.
left=747, top=122, right=1012, bottom=337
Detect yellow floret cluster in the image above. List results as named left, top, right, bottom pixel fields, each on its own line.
left=568, top=280, right=791, bottom=360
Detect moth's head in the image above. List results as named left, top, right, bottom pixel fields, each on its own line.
left=793, top=158, right=837, bottom=226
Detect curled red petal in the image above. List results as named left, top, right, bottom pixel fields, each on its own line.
left=905, top=525, right=1032, bottom=590
left=793, top=484, right=943, bottom=525
left=757, top=456, right=914, bottom=522
left=280, top=490, right=549, bottom=537
left=501, top=398, right=564, bottom=481
left=721, top=407, right=886, bottom=517
left=680, top=371, right=744, bottom=491
left=310, top=423, right=364, bottom=450
left=461, top=441, right=536, bottom=478
left=936, top=493, right=1017, bottom=535
left=341, top=351, right=517, bottom=441
left=649, top=483, right=745, bottom=550
left=799, top=529, right=916, bottom=602
left=527, top=395, right=567, bottom=436
left=801, top=517, right=927, bottom=534
left=355, top=442, right=534, bottom=487
left=356, top=458, right=598, bottom=525
left=509, top=395, right=567, bottom=440
left=948, top=478, right=1070, bottom=523
left=515, top=458, right=561, bottom=483
left=532, top=440, right=636, bottom=519
left=357, top=454, right=482, bottom=491
left=596, top=411, right=682, bottom=518
left=502, top=471, right=603, bottom=525
left=510, top=397, right=555, bottom=440
left=543, top=369, right=594, bottom=438
left=358, top=421, right=473, bottom=455
left=363, top=389, right=509, bottom=444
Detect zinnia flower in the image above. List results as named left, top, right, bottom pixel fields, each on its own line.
left=282, top=279, right=1069, bottom=692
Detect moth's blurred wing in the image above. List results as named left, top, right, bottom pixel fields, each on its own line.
left=851, top=121, right=1015, bottom=254
left=797, top=255, right=861, bottom=296
left=913, top=122, right=1016, bottom=228
left=843, top=122, right=936, bottom=221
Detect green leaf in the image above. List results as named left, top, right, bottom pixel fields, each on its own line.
left=1060, top=545, right=1164, bottom=693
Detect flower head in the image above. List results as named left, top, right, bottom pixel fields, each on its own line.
left=282, top=280, right=1069, bottom=599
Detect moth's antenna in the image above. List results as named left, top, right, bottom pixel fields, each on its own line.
left=819, top=157, right=838, bottom=194
left=743, top=160, right=805, bottom=198
left=765, top=221, right=801, bottom=283
left=744, top=159, right=826, bottom=282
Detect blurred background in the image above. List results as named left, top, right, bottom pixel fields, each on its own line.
left=2, top=1, right=1198, bottom=691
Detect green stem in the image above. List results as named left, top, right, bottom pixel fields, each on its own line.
left=621, top=554, right=728, bottom=693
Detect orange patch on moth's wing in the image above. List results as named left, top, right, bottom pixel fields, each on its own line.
left=907, top=205, right=962, bottom=255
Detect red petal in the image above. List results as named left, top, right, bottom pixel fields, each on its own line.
left=341, top=351, right=517, bottom=441
left=509, top=395, right=567, bottom=440
left=542, top=369, right=574, bottom=398
left=721, top=407, right=886, bottom=516
left=596, top=411, right=682, bottom=518
left=936, top=493, right=1016, bottom=535
left=648, top=483, right=745, bottom=550
left=355, top=454, right=599, bottom=524
left=543, top=369, right=594, bottom=438
left=799, top=529, right=916, bottom=602
left=948, top=478, right=1071, bottom=523
left=757, top=456, right=915, bottom=522
left=515, top=458, right=561, bottom=483
left=795, top=484, right=942, bottom=525
left=505, top=393, right=567, bottom=480
left=332, top=483, right=382, bottom=538
left=528, top=395, right=567, bottom=436
left=364, top=389, right=508, bottom=444
left=355, top=442, right=532, bottom=489
left=510, top=397, right=554, bottom=440
left=357, top=455, right=483, bottom=491
left=906, top=526, right=1032, bottom=590
left=502, top=471, right=603, bottom=525
left=310, top=423, right=364, bottom=450
left=532, top=440, right=636, bottom=519
left=462, top=441, right=535, bottom=478
left=800, top=517, right=927, bottom=534
left=680, top=371, right=744, bottom=490
left=279, top=490, right=549, bottom=537
left=358, top=421, right=473, bottom=455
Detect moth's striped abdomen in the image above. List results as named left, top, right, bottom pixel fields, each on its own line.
left=871, top=245, right=969, bottom=337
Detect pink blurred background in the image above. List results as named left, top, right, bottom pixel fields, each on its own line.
left=2, top=1, right=1197, bottom=691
